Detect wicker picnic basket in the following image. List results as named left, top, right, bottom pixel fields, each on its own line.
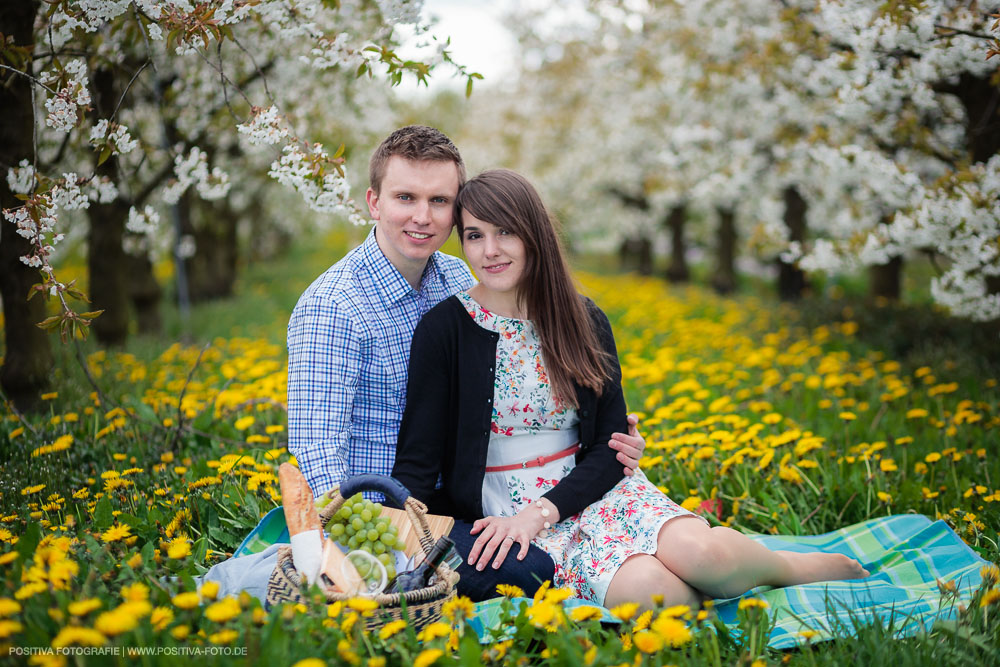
left=265, top=474, right=458, bottom=631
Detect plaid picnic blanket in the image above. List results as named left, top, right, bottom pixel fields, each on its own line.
left=469, top=515, right=990, bottom=649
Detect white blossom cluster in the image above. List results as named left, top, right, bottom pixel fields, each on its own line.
left=89, top=119, right=138, bottom=155
left=123, top=205, right=161, bottom=257
left=268, top=143, right=365, bottom=222
left=3, top=196, right=64, bottom=271
left=162, top=147, right=232, bottom=203
left=236, top=106, right=289, bottom=145
left=40, top=60, right=91, bottom=133
left=6, top=160, right=36, bottom=195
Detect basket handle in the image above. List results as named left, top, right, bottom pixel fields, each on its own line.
left=338, top=474, right=411, bottom=507
left=317, top=475, right=439, bottom=557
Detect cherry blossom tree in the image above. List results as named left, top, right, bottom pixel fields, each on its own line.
left=0, top=0, right=476, bottom=407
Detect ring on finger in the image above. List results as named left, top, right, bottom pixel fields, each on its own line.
left=503, top=535, right=515, bottom=542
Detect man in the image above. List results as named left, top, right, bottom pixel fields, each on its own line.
left=287, top=126, right=646, bottom=600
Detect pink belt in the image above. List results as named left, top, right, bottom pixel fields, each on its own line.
left=484, top=443, right=580, bottom=473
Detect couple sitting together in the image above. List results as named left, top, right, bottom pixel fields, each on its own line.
left=287, top=125, right=868, bottom=609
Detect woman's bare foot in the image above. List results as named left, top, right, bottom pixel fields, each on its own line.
left=775, top=551, right=869, bottom=586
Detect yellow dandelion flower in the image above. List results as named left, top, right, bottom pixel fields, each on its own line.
left=417, top=621, right=452, bottom=642
left=652, top=616, right=693, bottom=647
left=200, top=580, right=220, bottom=601
left=633, top=630, right=663, bottom=653
left=569, top=605, right=604, bottom=622
left=291, top=660, right=327, bottom=667
left=980, top=565, right=1000, bottom=587
left=95, top=608, right=138, bottom=636
left=121, top=582, right=149, bottom=602
left=906, top=409, right=929, bottom=419
left=100, top=524, right=131, bottom=543
left=126, top=552, right=142, bottom=569
left=51, top=625, right=106, bottom=647
left=41, top=392, right=58, bottom=400
left=661, top=604, right=691, bottom=618
left=738, top=598, right=769, bottom=611
left=413, top=648, right=444, bottom=667
left=172, top=592, right=200, bottom=610
left=0, top=552, right=17, bottom=565
left=980, top=589, right=1000, bottom=608
left=0, top=598, right=21, bottom=618
left=442, top=595, right=475, bottom=621
left=204, top=597, right=241, bottom=623
left=151, top=606, right=174, bottom=630
left=346, top=597, right=379, bottom=614
left=21, top=484, right=45, bottom=496
left=496, top=583, right=524, bottom=598
left=610, top=601, right=640, bottom=622
left=634, top=609, right=653, bottom=630
left=234, top=416, right=255, bottom=431
left=171, top=624, right=190, bottom=640
left=925, top=452, right=942, bottom=464
left=68, top=599, right=101, bottom=616
left=839, top=411, right=856, bottom=421
left=877, top=491, right=893, bottom=503
left=378, top=619, right=408, bottom=640
left=209, top=629, right=239, bottom=644
left=544, top=587, right=574, bottom=604
left=167, top=538, right=192, bottom=560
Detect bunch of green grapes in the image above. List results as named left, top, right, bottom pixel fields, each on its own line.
left=326, top=492, right=400, bottom=580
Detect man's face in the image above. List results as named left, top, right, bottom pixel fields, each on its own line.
left=366, top=156, right=461, bottom=280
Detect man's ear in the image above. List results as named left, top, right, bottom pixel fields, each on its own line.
left=365, top=187, right=380, bottom=220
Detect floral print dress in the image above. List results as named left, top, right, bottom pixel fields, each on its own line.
left=457, top=292, right=701, bottom=605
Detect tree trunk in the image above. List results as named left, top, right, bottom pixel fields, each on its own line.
left=617, top=236, right=653, bottom=276
left=937, top=73, right=1000, bottom=165
left=777, top=185, right=809, bottom=300
left=187, top=198, right=239, bottom=301
left=664, top=203, right=689, bottom=283
left=869, top=255, right=903, bottom=301
left=126, top=254, right=162, bottom=334
left=0, top=0, right=52, bottom=411
left=87, top=66, right=130, bottom=345
left=711, top=206, right=737, bottom=294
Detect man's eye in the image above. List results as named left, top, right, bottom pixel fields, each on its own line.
left=432, top=197, right=448, bottom=204
left=398, top=194, right=412, bottom=201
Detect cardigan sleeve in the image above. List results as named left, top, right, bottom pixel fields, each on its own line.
left=541, top=301, right=628, bottom=520
left=391, top=309, right=454, bottom=508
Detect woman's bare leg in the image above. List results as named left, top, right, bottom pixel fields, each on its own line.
left=654, top=516, right=868, bottom=600
left=604, top=553, right=703, bottom=611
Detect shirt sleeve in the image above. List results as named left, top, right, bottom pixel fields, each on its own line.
left=287, top=293, right=360, bottom=498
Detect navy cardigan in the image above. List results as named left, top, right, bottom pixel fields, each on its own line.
left=391, top=295, right=628, bottom=523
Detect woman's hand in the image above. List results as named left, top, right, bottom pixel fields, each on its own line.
left=608, top=413, right=646, bottom=476
left=467, top=499, right=559, bottom=571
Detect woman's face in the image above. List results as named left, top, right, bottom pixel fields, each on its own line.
left=461, top=212, right=527, bottom=297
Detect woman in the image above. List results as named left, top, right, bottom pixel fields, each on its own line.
left=392, top=169, right=868, bottom=608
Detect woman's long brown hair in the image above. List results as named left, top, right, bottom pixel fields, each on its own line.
left=455, top=169, right=609, bottom=406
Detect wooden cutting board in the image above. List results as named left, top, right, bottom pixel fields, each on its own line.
left=380, top=506, right=454, bottom=557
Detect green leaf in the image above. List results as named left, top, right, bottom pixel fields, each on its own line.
left=466, top=77, right=474, bottom=98
left=94, top=495, right=113, bottom=531
left=16, top=521, right=42, bottom=562
left=97, top=145, right=113, bottom=166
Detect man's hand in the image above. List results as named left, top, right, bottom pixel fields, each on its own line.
left=608, top=413, right=647, bottom=476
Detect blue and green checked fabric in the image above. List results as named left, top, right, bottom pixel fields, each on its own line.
left=470, top=515, right=990, bottom=648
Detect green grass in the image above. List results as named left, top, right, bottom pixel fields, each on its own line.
left=1, top=229, right=999, bottom=665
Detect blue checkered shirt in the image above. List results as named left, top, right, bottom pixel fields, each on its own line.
left=287, top=227, right=475, bottom=498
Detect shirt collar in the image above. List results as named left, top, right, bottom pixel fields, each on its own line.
left=361, top=227, right=445, bottom=304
